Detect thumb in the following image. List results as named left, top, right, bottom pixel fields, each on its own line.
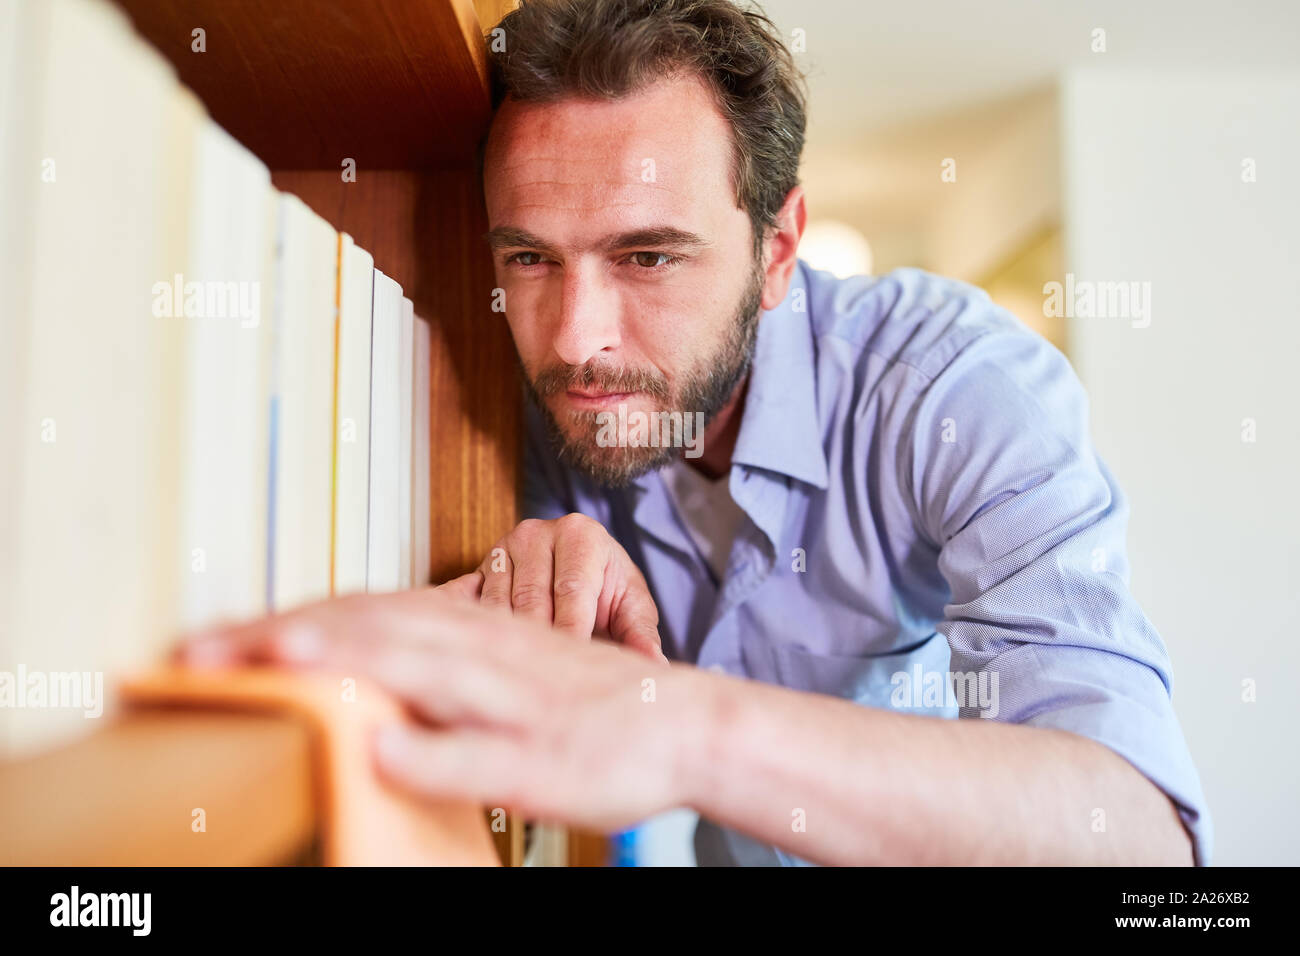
left=608, top=584, right=668, bottom=663
left=621, top=625, right=669, bottom=664
left=435, top=570, right=484, bottom=604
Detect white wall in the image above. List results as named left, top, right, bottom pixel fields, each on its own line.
left=1063, top=69, right=1300, bottom=865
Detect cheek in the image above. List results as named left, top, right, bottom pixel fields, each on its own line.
left=503, top=314, right=545, bottom=379
left=628, top=325, right=698, bottom=388
left=635, top=289, right=729, bottom=364
left=500, top=282, right=551, bottom=363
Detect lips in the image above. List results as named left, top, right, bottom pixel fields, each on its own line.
left=564, top=388, right=634, bottom=407
left=568, top=388, right=627, bottom=398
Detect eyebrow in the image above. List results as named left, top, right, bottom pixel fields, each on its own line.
left=483, top=225, right=709, bottom=256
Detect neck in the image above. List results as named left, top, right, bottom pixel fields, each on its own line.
left=683, top=375, right=749, bottom=481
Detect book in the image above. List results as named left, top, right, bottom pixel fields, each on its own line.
left=366, top=271, right=404, bottom=594
left=333, top=234, right=375, bottom=597
left=176, top=121, right=275, bottom=631
left=269, top=193, right=337, bottom=613
left=412, top=316, right=432, bottom=587
left=398, top=297, right=415, bottom=588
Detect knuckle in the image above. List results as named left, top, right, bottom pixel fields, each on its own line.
left=510, top=580, right=549, bottom=608
left=514, top=518, right=545, bottom=540
left=556, top=512, right=599, bottom=537
left=552, top=574, right=592, bottom=601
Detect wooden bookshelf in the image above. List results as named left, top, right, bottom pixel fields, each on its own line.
left=112, top=0, right=495, bottom=168
left=1, top=0, right=527, bottom=867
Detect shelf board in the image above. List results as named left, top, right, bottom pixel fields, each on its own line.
left=111, top=0, right=493, bottom=167
left=0, top=709, right=316, bottom=866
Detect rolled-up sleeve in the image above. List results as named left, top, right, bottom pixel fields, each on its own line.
left=901, top=326, right=1213, bottom=865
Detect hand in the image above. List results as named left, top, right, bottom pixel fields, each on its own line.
left=441, top=513, right=666, bottom=662
left=180, top=588, right=704, bottom=832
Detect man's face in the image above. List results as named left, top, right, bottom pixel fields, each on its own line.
left=483, top=73, right=766, bottom=486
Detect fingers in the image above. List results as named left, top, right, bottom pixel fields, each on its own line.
left=373, top=723, right=529, bottom=811
left=467, top=514, right=666, bottom=659
left=507, top=521, right=555, bottom=625
left=454, top=515, right=670, bottom=665
left=361, top=641, right=537, bottom=728
left=478, top=516, right=606, bottom=637
left=607, top=580, right=668, bottom=664
left=550, top=515, right=607, bottom=640
left=178, top=590, right=448, bottom=668
left=179, top=605, right=327, bottom=668
left=478, top=544, right=514, bottom=611
left=182, top=594, right=543, bottom=729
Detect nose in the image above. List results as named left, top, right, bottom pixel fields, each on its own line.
left=551, top=264, right=620, bottom=367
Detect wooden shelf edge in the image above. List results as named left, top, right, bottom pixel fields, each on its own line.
left=0, top=708, right=316, bottom=866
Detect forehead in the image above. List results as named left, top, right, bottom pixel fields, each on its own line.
left=484, top=73, right=738, bottom=233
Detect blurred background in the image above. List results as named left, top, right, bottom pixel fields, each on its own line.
left=639, top=0, right=1300, bottom=866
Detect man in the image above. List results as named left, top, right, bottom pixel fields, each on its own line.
left=190, top=0, right=1210, bottom=865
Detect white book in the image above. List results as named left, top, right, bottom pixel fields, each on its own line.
left=0, top=0, right=39, bottom=667
left=366, top=271, right=404, bottom=593
left=333, top=233, right=374, bottom=596
left=398, top=297, right=415, bottom=589
left=412, top=316, right=432, bottom=587
left=1, top=0, right=196, bottom=754
left=177, top=121, right=274, bottom=630
left=270, top=193, right=337, bottom=612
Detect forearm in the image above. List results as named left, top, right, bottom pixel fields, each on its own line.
left=675, top=669, right=1194, bottom=865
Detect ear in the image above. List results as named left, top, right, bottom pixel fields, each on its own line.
left=759, top=184, right=807, bottom=311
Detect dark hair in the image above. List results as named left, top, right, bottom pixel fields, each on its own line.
left=481, top=0, right=807, bottom=258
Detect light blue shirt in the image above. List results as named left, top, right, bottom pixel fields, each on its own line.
left=523, top=260, right=1212, bottom=866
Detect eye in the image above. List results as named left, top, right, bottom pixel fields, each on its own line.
left=505, top=251, right=549, bottom=267
left=627, top=251, right=680, bottom=270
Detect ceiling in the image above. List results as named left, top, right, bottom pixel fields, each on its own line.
left=757, top=0, right=1300, bottom=143
left=752, top=0, right=1299, bottom=271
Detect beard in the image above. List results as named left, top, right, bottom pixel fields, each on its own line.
left=521, top=256, right=766, bottom=488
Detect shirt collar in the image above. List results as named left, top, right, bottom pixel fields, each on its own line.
left=729, top=258, right=829, bottom=489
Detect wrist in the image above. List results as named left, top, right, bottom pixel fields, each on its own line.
left=666, top=664, right=746, bottom=817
